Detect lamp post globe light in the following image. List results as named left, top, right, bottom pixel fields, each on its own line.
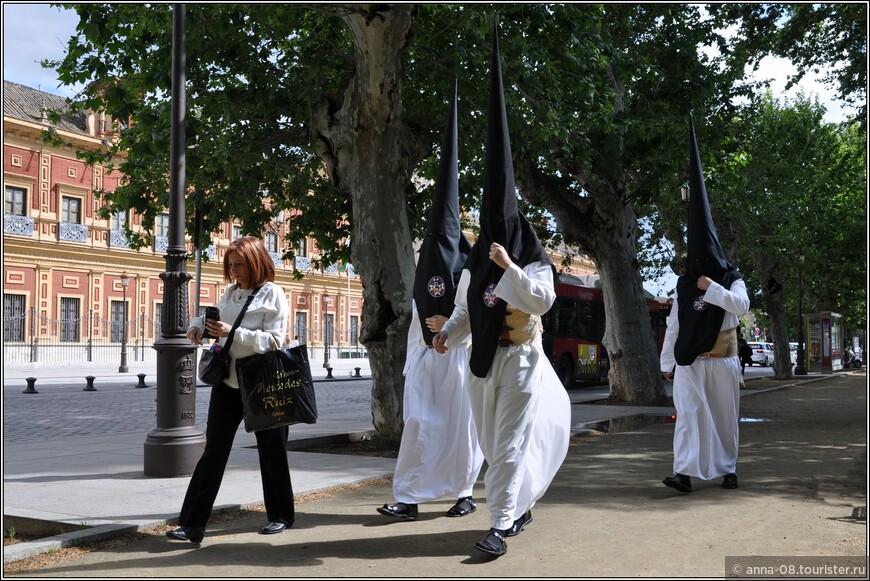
left=681, top=183, right=690, bottom=221
left=795, top=254, right=807, bottom=375
left=119, top=271, right=130, bottom=373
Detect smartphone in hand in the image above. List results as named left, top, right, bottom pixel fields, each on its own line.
left=202, top=306, right=220, bottom=339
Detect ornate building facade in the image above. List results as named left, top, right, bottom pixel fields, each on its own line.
left=3, top=80, right=362, bottom=365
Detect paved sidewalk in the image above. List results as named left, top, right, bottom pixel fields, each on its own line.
left=3, top=367, right=866, bottom=576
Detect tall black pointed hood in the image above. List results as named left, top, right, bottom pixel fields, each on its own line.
left=413, top=81, right=471, bottom=345
left=464, top=25, right=552, bottom=378
left=674, top=117, right=742, bottom=365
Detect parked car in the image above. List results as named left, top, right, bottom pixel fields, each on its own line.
left=747, top=342, right=774, bottom=366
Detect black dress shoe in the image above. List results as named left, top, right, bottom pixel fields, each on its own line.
left=260, top=521, right=287, bottom=534
left=663, top=473, right=693, bottom=493
left=506, top=511, right=532, bottom=537
left=445, top=496, right=476, bottom=517
left=722, top=473, right=739, bottom=489
left=474, top=528, right=507, bottom=556
left=377, top=502, right=418, bottom=520
left=165, top=526, right=205, bottom=543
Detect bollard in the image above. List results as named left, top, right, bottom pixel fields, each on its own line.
left=136, top=373, right=149, bottom=388
left=23, top=377, right=38, bottom=394
left=353, top=367, right=361, bottom=378
left=325, top=366, right=334, bottom=379
left=84, top=376, right=97, bottom=392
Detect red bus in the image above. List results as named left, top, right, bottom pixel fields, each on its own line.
left=541, top=273, right=671, bottom=386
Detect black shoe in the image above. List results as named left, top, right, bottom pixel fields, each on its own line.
left=260, top=521, right=287, bottom=534
left=506, top=511, right=533, bottom=537
left=165, top=526, right=205, bottom=544
left=445, top=496, right=476, bottom=517
left=722, top=473, right=739, bottom=489
left=663, top=473, right=693, bottom=493
left=377, top=502, right=418, bottom=520
left=475, top=528, right=507, bottom=556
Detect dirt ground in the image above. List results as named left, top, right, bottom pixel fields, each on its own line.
left=5, top=372, right=865, bottom=578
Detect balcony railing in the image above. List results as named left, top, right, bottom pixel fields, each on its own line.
left=58, top=222, right=88, bottom=243
left=109, top=228, right=130, bottom=248
left=154, top=235, right=169, bottom=253
left=295, top=256, right=312, bottom=271
left=4, top=214, right=34, bottom=236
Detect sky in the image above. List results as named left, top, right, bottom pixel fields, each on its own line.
left=3, top=3, right=83, bottom=97
left=2, top=3, right=856, bottom=296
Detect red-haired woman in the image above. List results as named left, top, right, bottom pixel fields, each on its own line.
left=166, top=236, right=292, bottom=543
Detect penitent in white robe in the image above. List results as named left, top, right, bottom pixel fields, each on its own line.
left=660, top=278, right=750, bottom=480
left=392, top=302, right=484, bottom=504
left=443, top=262, right=571, bottom=531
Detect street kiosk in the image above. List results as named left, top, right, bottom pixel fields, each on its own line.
left=804, top=312, right=844, bottom=373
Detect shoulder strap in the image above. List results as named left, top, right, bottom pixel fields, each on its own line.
left=222, top=286, right=261, bottom=353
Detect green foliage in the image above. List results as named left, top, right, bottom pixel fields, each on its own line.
left=705, top=93, right=866, bottom=333
left=710, top=3, right=867, bottom=128
left=47, top=4, right=351, bottom=261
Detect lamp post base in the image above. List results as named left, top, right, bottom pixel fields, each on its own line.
left=144, top=428, right=206, bottom=477
left=144, top=338, right=205, bottom=477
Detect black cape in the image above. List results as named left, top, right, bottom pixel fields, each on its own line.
left=465, top=27, right=552, bottom=378
left=674, top=118, right=743, bottom=365
left=412, top=81, right=471, bottom=346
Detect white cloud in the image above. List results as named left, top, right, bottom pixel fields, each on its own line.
left=3, top=3, right=82, bottom=97
left=749, top=55, right=854, bottom=124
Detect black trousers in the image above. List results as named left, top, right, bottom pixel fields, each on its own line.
left=178, top=382, right=295, bottom=527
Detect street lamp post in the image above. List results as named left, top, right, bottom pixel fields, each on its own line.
left=323, top=294, right=331, bottom=370
left=119, top=272, right=129, bottom=373
left=143, top=4, right=206, bottom=477
left=680, top=183, right=690, bottom=211
left=795, top=254, right=807, bottom=375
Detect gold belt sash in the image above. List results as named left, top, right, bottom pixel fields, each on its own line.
left=499, top=309, right=541, bottom=346
left=698, top=328, right=738, bottom=358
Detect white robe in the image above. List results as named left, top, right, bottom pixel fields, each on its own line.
left=443, top=262, right=571, bottom=531
left=660, top=278, right=750, bottom=480
left=392, top=302, right=484, bottom=504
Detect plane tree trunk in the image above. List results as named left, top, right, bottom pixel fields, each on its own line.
left=311, top=4, right=426, bottom=441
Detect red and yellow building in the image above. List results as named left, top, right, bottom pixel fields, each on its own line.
left=3, top=80, right=362, bottom=365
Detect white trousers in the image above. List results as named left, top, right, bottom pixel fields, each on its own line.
left=467, top=341, right=571, bottom=530
left=672, top=355, right=741, bottom=479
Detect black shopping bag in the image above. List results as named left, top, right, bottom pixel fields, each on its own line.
left=235, top=344, right=318, bottom=432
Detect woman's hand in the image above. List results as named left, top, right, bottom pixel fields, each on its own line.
left=205, top=319, right=231, bottom=338
left=187, top=326, right=203, bottom=346
left=426, top=315, right=447, bottom=334
left=489, top=242, right=512, bottom=270
left=697, top=276, right=712, bottom=291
